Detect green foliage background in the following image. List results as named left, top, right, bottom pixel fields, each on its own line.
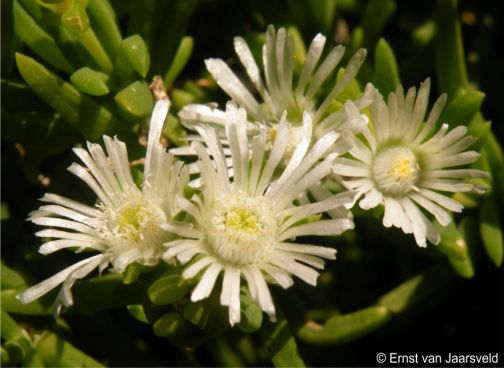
left=1, top=0, right=503, bottom=366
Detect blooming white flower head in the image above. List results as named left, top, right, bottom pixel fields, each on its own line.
left=17, top=97, right=189, bottom=310
left=178, top=25, right=373, bottom=141
left=163, top=103, right=355, bottom=325
left=334, top=79, right=489, bottom=247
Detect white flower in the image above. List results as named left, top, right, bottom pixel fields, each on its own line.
left=334, top=79, right=489, bottom=247
left=178, top=25, right=373, bottom=140
left=163, top=103, right=354, bottom=325
left=17, top=98, right=188, bottom=310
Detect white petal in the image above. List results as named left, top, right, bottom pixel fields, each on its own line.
left=182, top=256, right=214, bottom=279
left=16, top=254, right=103, bottom=304
left=205, top=58, right=263, bottom=119
left=145, top=98, right=170, bottom=184
left=191, top=262, right=223, bottom=301
left=276, top=242, right=337, bottom=259
left=279, top=218, right=354, bottom=241
left=39, top=193, right=101, bottom=217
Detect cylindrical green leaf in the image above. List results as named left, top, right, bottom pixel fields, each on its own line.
left=16, top=53, right=133, bottom=142
left=182, top=299, right=229, bottom=337
left=116, top=35, right=150, bottom=78
left=259, top=316, right=306, bottom=368
left=297, top=306, right=391, bottom=345
left=238, top=287, right=263, bottom=333
left=126, top=304, right=149, bottom=324
left=164, top=36, right=193, bottom=86
left=35, top=331, right=104, bottom=367
left=1, top=262, right=27, bottom=290
left=435, top=0, right=469, bottom=100
left=436, top=221, right=468, bottom=261
left=378, top=265, right=457, bottom=313
left=1, top=289, right=53, bottom=315
left=87, top=0, right=122, bottom=58
left=153, top=312, right=206, bottom=347
left=373, top=38, right=400, bottom=96
left=149, top=0, right=198, bottom=76
left=13, top=0, right=74, bottom=73
left=439, top=90, right=485, bottom=127
left=448, top=217, right=478, bottom=278
left=61, top=2, right=90, bottom=32
left=479, top=197, right=503, bottom=267
left=359, top=0, right=396, bottom=48
left=114, top=80, right=153, bottom=119
left=70, top=67, right=110, bottom=95
left=147, top=273, right=190, bottom=306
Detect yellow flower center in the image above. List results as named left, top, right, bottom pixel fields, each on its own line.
left=118, top=205, right=143, bottom=232
left=205, top=192, right=276, bottom=265
left=225, top=207, right=262, bottom=235
left=388, top=158, right=417, bottom=183
left=372, top=146, right=420, bottom=196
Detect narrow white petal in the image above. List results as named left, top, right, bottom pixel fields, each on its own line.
left=162, top=222, right=202, bottom=239
left=16, top=254, right=103, bottom=304
left=191, top=262, right=223, bottom=301
left=418, top=188, right=463, bottom=212
left=39, top=239, right=106, bottom=255
left=296, top=33, right=326, bottom=95
left=276, top=242, right=337, bottom=259
left=279, top=218, right=354, bottom=241
left=182, top=256, right=214, bottom=279
left=40, top=193, right=101, bottom=218
left=31, top=217, right=94, bottom=234
left=205, top=58, right=263, bottom=119
left=315, top=49, right=367, bottom=121
left=410, top=192, right=452, bottom=226
left=251, top=267, right=276, bottom=320
left=261, top=264, right=294, bottom=289
left=145, top=98, right=170, bottom=183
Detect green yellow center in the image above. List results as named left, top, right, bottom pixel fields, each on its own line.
left=224, top=207, right=262, bottom=235
left=118, top=205, right=143, bottom=232
left=388, top=158, right=417, bottom=183
left=372, top=146, right=420, bottom=196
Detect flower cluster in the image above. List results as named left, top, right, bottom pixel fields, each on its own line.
left=18, top=26, right=488, bottom=325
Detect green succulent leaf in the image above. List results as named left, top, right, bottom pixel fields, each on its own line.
left=87, top=0, right=122, bottom=58
left=297, top=306, right=391, bottom=345
left=238, top=286, right=263, bottom=333
left=147, top=270, right=190, bottom=306
left=126, top=304, right=149, bottom=324
left=149, top=0, right=199, bottom=76
left=435, top=0, right=468, bottom=100
left=479, top=198, right=503, bottom=267
left=1, top=311, right=45, bottom=367
left=1, top=262, right=27, bottom=290
left=435, top=221, right=468, bottom=261
left=34, top=331, right=104, bottom=367
left=70, top=66, right=110, bottom=95
left=373, top=37, right=400, bottom=96
left=116, top=34, right=150, bottom=78
left=61, top=2, right=90, bottom=32
left=153, top=312, right=206, bottom=347
left=181, top=298, right=229, bottom=337
left=378, top=265, right=457, bottom=313
left=13, top=0, right=74, bottom=73
left=114, top=80, right=154, bottom=119
left=359, top=0, right=396, bottom=48
left=260, top=315, right=306, bottom=368
left=439, top=89, right=485, bottom=127
left=164, top=36, right=193, bottom=87
left=16, top=53, right=134, bottom=142
left=446, top=216, right=480, bottom=278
